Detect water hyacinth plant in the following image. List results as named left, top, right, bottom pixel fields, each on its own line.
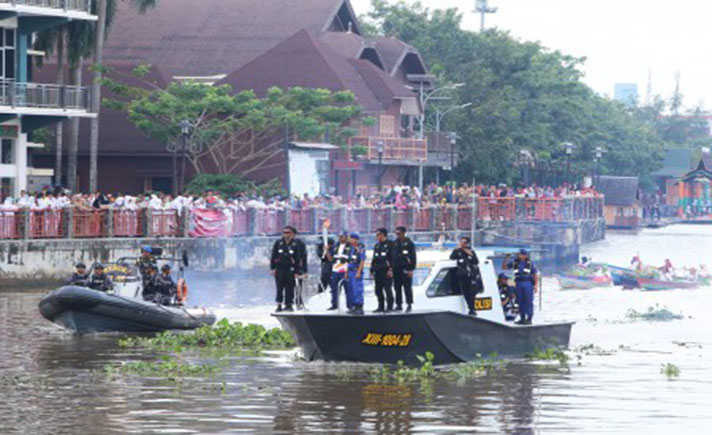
left=118, top=319, right=295, bottom=350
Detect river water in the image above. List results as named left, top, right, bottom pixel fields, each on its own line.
left=1, top=224, right=711, bottom=433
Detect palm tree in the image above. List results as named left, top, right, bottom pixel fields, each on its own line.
left=34, top=0, right=157, bottom=192
left=89, top=0, right=157, bottom=192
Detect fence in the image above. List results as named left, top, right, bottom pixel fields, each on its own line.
left=0, top=197, right=604, bottom=240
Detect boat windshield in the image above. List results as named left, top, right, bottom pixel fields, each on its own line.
left=413, top=268, right=430, bottom=286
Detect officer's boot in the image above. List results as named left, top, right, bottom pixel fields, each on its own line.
left=405, top=304, right=412, bottom=313
left=351, top=304, right=364, bottom=315
left=275, top=304, right=283, bottom=313
left=394, top=304, right=403, bottom=312
left=284, top=304, right=294, bottom=312
left=373, top=302, right=385, bottom=313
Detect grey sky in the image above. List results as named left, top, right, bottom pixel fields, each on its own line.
left=352, top=0, right=709, bottom=108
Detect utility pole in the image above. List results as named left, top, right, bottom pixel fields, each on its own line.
left=475, top=0, right=498, bottom=32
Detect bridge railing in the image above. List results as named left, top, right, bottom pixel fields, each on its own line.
left=0, top=197, right=604, bottom=240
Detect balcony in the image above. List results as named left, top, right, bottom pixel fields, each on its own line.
left=0, top=0, right=95, bottom=19
left=0, top=79, right=90, bottom=113
left=349, top=136, right=428, bottom=163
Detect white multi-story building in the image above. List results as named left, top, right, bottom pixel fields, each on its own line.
left=0, top=0, right=96, bottom=199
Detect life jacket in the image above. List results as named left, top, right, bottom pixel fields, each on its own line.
left=274, top=239, right=296, bottom=268
left=347, top=243, right=365, bottom=266
left=513, top=259, right=534, bottom=281
left=372, top=240, right=391, bottom=270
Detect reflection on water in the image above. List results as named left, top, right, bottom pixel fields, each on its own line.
left=2, top=225, right=712, bottom=433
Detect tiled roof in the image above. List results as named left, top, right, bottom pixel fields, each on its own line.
left=651, top=148, right=691, bottom=177
left=218, top=30, right=414, bottom=113
left=103, top=0, right=354, bottom=77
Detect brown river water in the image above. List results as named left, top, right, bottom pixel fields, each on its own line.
left=1, top=224, right=712, bottom=433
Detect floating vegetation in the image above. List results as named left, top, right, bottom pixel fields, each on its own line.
left=104, top=356, right=222, bottom=380
left=660, top=363, right=680, bottom=380
left=672, top=341, right=703, bottom=349
left=365, top=352, right=503, bottom=386
left=574, top=344, right=616, bottom=356
left=527, top=347, right=570, bottom=365
left=626, top=305, right=684, bottom=322
left=118, top=319, right=295, bottom=351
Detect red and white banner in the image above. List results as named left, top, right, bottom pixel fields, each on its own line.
left=189, top=208, right=232, bottom=238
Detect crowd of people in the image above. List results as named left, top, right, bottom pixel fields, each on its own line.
left=1, top=182, right=601, bottom=213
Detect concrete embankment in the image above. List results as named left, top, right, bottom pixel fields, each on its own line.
left=0, top=219, right=604, bottom=285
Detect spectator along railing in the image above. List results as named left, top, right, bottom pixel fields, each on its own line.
left=0, top=197, right=603, bottom=240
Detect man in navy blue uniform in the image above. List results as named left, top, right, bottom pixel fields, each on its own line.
left=502, top=249, right=538, bottom=325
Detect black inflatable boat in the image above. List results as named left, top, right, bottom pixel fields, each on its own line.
left=39, top=286, right=216, bottom=334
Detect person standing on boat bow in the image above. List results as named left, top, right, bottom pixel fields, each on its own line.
left=346, top=233, right=366, bottom=315
left=371, top=228, right=394, bottom=313
left=393, top=226, right=417, bottom=312
left=449, top=236, right=481, bottom=316
left=270, top=226, right=307, bottom=312
left=327, top=231, right=350, bottom=311
left=502, top=249, right=539, bottom=325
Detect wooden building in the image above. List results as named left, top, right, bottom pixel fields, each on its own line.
left=598, top=176, right=642, bottom=229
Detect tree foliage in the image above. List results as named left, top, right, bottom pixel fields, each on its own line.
left=103, top=68, right=361, bottom=177
left=365, top=0, right=709, bottom=187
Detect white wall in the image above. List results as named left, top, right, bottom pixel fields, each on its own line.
left=0, top=120, right=26, bottom=195
left=288, top=149, right=329, bottom=197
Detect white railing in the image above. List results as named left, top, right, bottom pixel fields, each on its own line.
left=0, top=0, right=92, bottom=13
left=0, top=79, right=90, bottom=110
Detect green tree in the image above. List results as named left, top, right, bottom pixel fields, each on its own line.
left=104, top=70, right=361, bottom=180
left=365, top=1, right=667, bottom=185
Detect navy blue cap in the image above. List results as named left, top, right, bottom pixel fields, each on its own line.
left=349, top=232, right=360, bottom=240
left=518, top=248, right=529, bottom=255
left=498, top=273, right=508, bottom=280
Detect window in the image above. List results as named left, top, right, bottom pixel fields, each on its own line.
left=426, top=267, right=462, bottom=297
left=379, top=115, right=395, bottom=137
left=0, top=27, right=14, bottom=80
left=1, top=139, right=12, bottom=164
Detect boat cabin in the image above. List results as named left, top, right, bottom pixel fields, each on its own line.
left=306, top=247, right=509, bottom=324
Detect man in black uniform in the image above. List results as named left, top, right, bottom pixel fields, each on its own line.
left=370, top=228, right=394, bottom=313
left=88, top=263, right=113, bottom=292
left=155, top=264, right=178, bottom=305
left=270, top=226, right=307, bottom=312
left=449, top=236, right=480, bottom=316
left=66, top=262, right=90, bottom=286
left=315, top=238, right=335, bottom=293
left=137, top=246, right=157, bottom=276
left=141, top=264, right=160, bottom=302
left=392, top=226, right=417, bottom=312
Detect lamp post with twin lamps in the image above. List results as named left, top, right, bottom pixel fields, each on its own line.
left=562, top=142, right=576, bottom=186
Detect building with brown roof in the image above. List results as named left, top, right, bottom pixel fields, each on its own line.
left=34, top=0, right=445, bottom=195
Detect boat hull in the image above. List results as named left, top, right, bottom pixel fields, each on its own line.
left=556, top=274, right=611, bottom=289
left=637, top=278, right=698, bottom=291
left=274, top=311, right=573, bottom=365
left=38, top=286, right=216, bottom=334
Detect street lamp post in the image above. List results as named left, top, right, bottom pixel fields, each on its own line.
left=562, top=142, right=576, bottom=186
left=435, top=103, right=473, bottom=132
left=447, top=132, right=459, bottom=184
left=179, top=120, right=191, bottom=193
left=376, top=140, right=384, bottom=193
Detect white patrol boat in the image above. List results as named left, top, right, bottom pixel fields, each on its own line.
left=274, top=246, right=573, bottom=365
left=39, top=250, right=215, bottom=334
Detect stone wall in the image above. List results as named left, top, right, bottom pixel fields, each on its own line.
left=0, top=218, right=604, bottom=284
